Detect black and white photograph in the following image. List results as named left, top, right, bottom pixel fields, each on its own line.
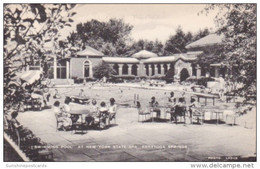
left=2, top=2, right=257, bottom=163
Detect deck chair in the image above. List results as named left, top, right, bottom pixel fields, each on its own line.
left=137, top=105, right=151, bottom=122
left=173, top=105, right=186, bottom=124
left=164, top=106, right=175, bottom=122
left=191, top=107, right=205, bottom=125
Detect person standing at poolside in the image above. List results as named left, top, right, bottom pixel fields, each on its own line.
left=78, top=89, right=87, bottom=98
left=168, top=92, right=177, bottom=121
left=108, top=98, right=117, bottom=125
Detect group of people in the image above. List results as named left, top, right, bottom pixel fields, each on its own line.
left=139, top=91, right=201, bottom=123
left=53, top=94, right=117, bottom=131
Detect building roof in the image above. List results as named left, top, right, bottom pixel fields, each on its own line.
left=77, top=46, right=104, bottom=57
left=102, top=57, right=139, bottom=64
left=131, top=50, right=158, bottom=59
left=102, top=51, right=202, bottom=64
left=143, top=52, right=201, bottom=63
left=186, top=33, right=224, bottom=49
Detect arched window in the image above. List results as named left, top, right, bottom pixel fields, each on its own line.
left=84, top=60, right=90, bottom=78
left=132, top=64, right=138, bottom=76
left=113, top=64, right=119, bottom=75
left=151, top=64, right=155, bottom=76
left=145, top=64, right=149, bottom=76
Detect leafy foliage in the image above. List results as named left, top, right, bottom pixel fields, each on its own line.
left=4, top=4, right=76, bottom=108
left=93, top=62, right=116, bottom=79
left=203, top=4, right=256, bottom=104
left=67, top=18, right=133, bottom=57
left=164, top=27, right=209, bottom=55
left=194, top=44, right=225, bottom=70
left=4, top=4, right=76, bottom=78
left=129, top=39, right=164, bottom=56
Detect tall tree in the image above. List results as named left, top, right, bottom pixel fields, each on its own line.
left=4, top=4, right=76, bottom=107
left=129, top=39, right=164, bottom=56
left=164, top=26, right=193, bottom=55
left=152, top=39, right=164, bottom=56
left=193, top=28, right=210, bottom=41
left=68, top=18, right=133, bottom=57
left=203, top=4, right=256, bottom=104
left=4, top=4, right=76, bottom=76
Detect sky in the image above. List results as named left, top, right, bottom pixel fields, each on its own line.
left=59, top=4, right=218, bottom=43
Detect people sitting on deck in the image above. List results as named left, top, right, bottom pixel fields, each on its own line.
left=136, top=101, right=145, bottom=112
left=54, top=100, right=72, bottom=131
left=61, top=99, right=73, bottom=130
left=108, top=98, right=117, bottom=124
left=53, top=89, right=61, bottom=99
left=61, top=97, right=71, bottom=113
left=188, top=97, right=201, bottom=117
left=98, top=102, right=109, bottom=128
left=62, top=97, right=79, bottom=124
left=172, top=97, right=187, bottom=124
left=85, top=99, right=99, bottom=126
left=149, top=96, right=161, bottom=118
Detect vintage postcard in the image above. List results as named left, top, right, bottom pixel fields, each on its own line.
left=3, top=3, right=257, bottom=163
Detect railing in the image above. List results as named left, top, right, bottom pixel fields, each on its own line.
left=4, top=132, right=30, bottom=162
left=4, top=119, right=53, bottom=162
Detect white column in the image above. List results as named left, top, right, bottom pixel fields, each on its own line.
left=143, top=65, right=147, bottom=76
left=52, top=39, right=57, bottom=79
left=154, top=64, right=158, bottom=76
left=128, top=64, right=132, bottom=75
left=89, top=64, right=93, bottom=78
left=161, top=64, right=165, bottom=75
left=148, top=64, right=152, bottom=77
left=66, top=60, right=70, bottom=79
left=139, top=61, right=144, bottom=76
left=118, top=64, right=123, bottom=76
left=196, top=65, right=201, bottom=78
left=53, top=56, right=57, bottom=79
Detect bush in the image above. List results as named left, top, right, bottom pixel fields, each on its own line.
left=108, top=76, right=124, bottom=83
left=150, top=76, right=165, bottom=80
left=93, top=62, right=116, bottom=79
left=165, top=68, right=175, bottom=83
left=72, top=76, right=84, bottom=84
left=85, top=77, right=96, bottom=82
